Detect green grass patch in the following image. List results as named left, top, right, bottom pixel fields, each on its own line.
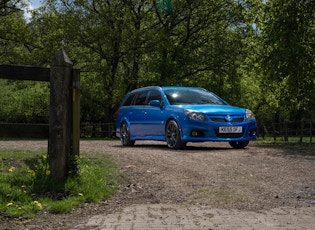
left=256, top=136, right=314, bottom=144
left=0, top=149, right=120, bottom=218
left=253, top=137, right=315, bottom=156
left=255, top=136, right=315, bottom=150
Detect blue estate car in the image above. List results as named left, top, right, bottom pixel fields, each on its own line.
left=116, top=86, right=257, bottom=149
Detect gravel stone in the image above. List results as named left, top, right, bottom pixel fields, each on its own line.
left=1, top=140, right=315, bottom=229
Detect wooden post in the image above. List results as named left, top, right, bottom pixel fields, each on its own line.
left=284, top=121, right=288, bottom=142
left=72, top=68, right=80, bottom=156
left=310, top=111, right=313, bottom=145
left=48, top=49, right=73, bottom=184
left=272, top=123, right=277, bottom=141
left=299, top=120, right=304, bottom=143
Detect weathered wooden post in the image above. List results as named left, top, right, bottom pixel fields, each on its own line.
left=72, top=68, right=80, bottom=156
left=49, top=49, right=74, bottom=184
left=299, top=120, right=304, bottom=143
left=284, top=121, right=288, bottom=142
left=310, top=111, right=313, bottom=145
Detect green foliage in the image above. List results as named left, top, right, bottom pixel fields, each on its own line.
left=0, top=11, right=29, bottom=64
left=0, top=149, right=119, bottom=217
left=262, top=0, right=315, bottom=121
left=0, top=0, right=314, bottom=128
left=0, top=80, right=49, bottom=123
left=0, top=0, right=26, bottom=16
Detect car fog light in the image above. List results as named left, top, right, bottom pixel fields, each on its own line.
left=191, top=130, right=205, bottom=137
left=249, top=129, right=256, bottom=136
left=192, top=131, right=198, bottom=136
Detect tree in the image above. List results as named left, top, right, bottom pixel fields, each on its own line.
left=32, top=0, right=262, bottom=124
left=262, top=0, right=315, bottom=122
left=0, top=0, right=24, bottom=16
left=234, top=0, right=267, bottom=116
left=142, top=0, right=252, bottom=103
left=0, top=1, right=51, bottom=124
left=0, top=4, right=29, bottom=64
left=2, top=0, right=271, bottom=126
left=38, top=0, right=161, bottom=125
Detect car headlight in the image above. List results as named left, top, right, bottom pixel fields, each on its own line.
left=184, top=110, right=208, bottom=121
left=246, top=109, right=255, bottom=121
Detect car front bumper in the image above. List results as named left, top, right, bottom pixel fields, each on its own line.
left=180, top=121, right=257, bottom=142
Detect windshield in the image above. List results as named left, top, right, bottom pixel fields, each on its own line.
left=164, top=89, right=226, bottom=105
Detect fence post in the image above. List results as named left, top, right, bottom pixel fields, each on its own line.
left=299, top=120, right=304, bottom=143
left=311, top=111, right=313, bottom=145
left=72, top=68, right=80, bottom=156
left=272, top=123, right=277, bottom=141
left=284, top=121, right=288, bottom=142
left=48, top=49, right=73, bottom=184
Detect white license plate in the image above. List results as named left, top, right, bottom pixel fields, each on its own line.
left=219, top=126, right=242, bottom=133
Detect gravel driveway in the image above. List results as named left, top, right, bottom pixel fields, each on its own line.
left=1, top=140, right=315, bottom=229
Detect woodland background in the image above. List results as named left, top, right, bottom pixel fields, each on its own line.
left=0, top=0, right=314, bottom=138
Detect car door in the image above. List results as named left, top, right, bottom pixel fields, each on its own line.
left=142, top=90, right=165, bottom=137
left=128, top=90, right=149, bottom=136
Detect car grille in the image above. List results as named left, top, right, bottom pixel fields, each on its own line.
left=210, top=117, right=244, bottom=123
left=214, top=129, right=245, bottom=138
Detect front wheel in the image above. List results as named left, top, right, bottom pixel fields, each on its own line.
left=229, top=141, right=249, bottom=149
left=120, top=122, right=135, bottom=146
left=165, top=120, right=186, bottom=150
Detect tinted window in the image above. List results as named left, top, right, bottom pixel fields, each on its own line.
left=148, top=90, right=163, bottom=104
left=134, top=91, right=149, bottom=105
left=164, top=89, right=226, bottom=105
left=123, top=93, right=136, bottom=106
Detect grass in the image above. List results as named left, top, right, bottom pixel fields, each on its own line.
left=253, top=136, right=315, bottom=157
left=255, top=136, right=315, bottom=150
left=256, top=136, right=314, bottom=144
left=0, top=149, right=120, bottom=219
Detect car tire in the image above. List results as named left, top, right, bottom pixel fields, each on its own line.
left=120, top=122, right=135, bottom=146
left=165, top=120, right=186, bottom=150
left=229, top=141, right=249, bottom=149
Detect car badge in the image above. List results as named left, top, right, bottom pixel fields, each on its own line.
left=226, top=115, right=232, bottom=122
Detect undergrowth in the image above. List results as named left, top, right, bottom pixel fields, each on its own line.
left=0, top=149, right=119, bottom=218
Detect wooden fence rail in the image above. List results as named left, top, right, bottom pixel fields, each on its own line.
left=0, top=65, right=50, bottom=81
left=258, top=120, right=314, bottom=143
left=0, top=122, right=115, bottom=139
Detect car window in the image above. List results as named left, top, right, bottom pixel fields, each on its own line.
left=123, top=93, right=136, bottom=106
left=134, top=91, right=149, bottom=105
left=164, top=89, right=226, bottom=105
left=148, top=90, right=163, bottom=104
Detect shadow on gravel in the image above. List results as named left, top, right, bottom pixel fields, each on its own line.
left=114, top=143, right=234, bottom=151
left=253, top=143, right=315, bottom=158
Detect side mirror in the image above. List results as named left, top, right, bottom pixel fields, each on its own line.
left=148, top=100, right=162, bottom=108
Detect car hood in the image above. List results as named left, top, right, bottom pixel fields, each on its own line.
left=173, top=104, right=246, bottom=115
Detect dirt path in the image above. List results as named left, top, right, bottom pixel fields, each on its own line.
left=1, top=140, right=315, bottom=229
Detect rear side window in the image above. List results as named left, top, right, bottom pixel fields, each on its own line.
left=122, top=89, right=162, bottom=107
left=122, top=93, right=136, bottom=106
left=134, top=91, right=149, bottom=105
